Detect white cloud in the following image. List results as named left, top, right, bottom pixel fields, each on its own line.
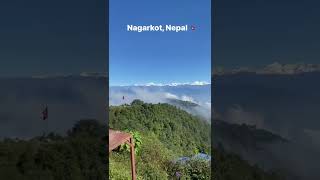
left=145, top=82, right=164, bottom=86
left=181, top=95, right=195, bottom=102
left=131, top=81, right=210, bottom=87
left=109, top=87, right=211, bottom=121
left=190, top=81, right=211, bottom=86
left=164, top=93, right=179, bottom=99
left=224, top=105, right=265, bottom=129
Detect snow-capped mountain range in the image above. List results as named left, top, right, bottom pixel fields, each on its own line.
left=132, top=81, right=210, bottom=87
left=214, top=62, right=320, bottom=75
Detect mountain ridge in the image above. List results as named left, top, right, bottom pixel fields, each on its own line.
left=214, top=62, right=320, bottom=75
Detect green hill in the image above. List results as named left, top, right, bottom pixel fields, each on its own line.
left=0, top=101, right=287, bottom=180
left=109, top=100, right=286, bottom=180
left=109, top=99, right=211, bottom=179
left=213, top=119, right=288, bottom=151
left=212, top=147, right=286, bottom=180
left=109, top=99, right=210, bottom=156
left=0, top=120, right=108, bottom=180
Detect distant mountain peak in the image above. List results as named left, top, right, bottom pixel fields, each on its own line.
left=133, top=81, right=210, bottom=87
left=214, top=62, right=320, bottom=75
left=79, top=72, right=107, bottom=77
left=30, top=72, right=107, bottom=79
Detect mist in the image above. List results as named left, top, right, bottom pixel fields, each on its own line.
left=213, top=73, right=320, bottom=179
left=0, top=76, right=107, bottom=139
left=109, top=85, right=211, bottom=121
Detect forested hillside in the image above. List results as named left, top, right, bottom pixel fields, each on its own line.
left=0, top=120, right=107, bottom=180
left=109, top=100, right=285, bottom=179
left=0, top=100, right=288, bottom=180
left=109, top=99, right=211, bottom=156
left=212, top=147, right=286, bottom=180
left=109, top=100, right=211, bottom=179
left=213, top=119, right=288, bottom=151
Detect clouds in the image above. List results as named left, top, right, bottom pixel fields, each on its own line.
left=189, top=81, right=211, bottom=86
left=181, top=95, right=195, bottom=103
left=109, top=85, right=211, bottom=121
left=132, top=81, right=211, bottom=87
left=223, top=105, right=265, bottom=129
left=109, top=87, right=195, bottom=105
left=109, top=87, right=168, bottom=105
left=0, top=77, right=107, bottom=139
left=214, top=105, right=320, bottom=179
left=0, top=78, right=210, bottom=139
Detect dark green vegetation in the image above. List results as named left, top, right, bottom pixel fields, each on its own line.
left=0, top=120, right=107, bottom=180
left=212, top=119, right=293, bottom=179
left=213, top=120, right=288, bottom=151
left=110, top=100, right=210, bottom=156
left=110, top=100, right=288, bottom=179
left=212, top=148, right=286, bottom=180
left=109, top=100, right=211, bottom=179
left=167, top=98, right=199, bottom=108
left=212, top=120, right=290, bottom=180
left=0, top=100, right=289, bottom=180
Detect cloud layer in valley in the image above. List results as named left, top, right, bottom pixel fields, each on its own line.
left=109, top=85, right=211, bottom=121
left=0, top=76, right=107, bottom=139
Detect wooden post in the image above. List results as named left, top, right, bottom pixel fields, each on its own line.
left=130, top=137, right=136, bottom=180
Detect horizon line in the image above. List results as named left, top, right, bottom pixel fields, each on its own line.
left=110, top=81, right=211, bottom=87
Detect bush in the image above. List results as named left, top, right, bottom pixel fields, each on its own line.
left=119, top=131, right=142, bottom=154
left=167, top=159, right=211, bottom=179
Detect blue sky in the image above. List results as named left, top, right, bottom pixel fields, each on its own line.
left=2, top=0, right=319, bottom=78
left=109, top=0, right=211, bottom=86
left=0, top=0, right=107, bottom=77
left=215, top=0, right=320, bottom=68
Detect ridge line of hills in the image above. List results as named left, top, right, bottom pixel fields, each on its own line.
left=214, top=62, right=320, bottom=75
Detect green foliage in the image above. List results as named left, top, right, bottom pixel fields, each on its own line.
left=212, top=147, right=285, bottom=180
left=0, top=103, right=287, bottom=180
left=131, top=99, right=144, bottom=106
left=138, top=162, right=168, bottom=179
left=119, top=130, right=142, bottom=154
left=109, top=100, right=211, bottom=179
left=68, top=119, right=107, bottom=138
left=168, top=159, right=211, bottom=180
left=109, top=132, right=172, bottom=180
left=109, top=100, right=286, bottom=180
left=109, top=100, right=211, bottom=156
left=213, top=120, right=287, bottom=152
left=0, top=119, right=107, bottom=180
left=109, top=157, right=143, bottom=180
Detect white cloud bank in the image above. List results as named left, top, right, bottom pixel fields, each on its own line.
left=109, top=87, right=211, bottom=121
left=132, top=81, right=210, bottom=87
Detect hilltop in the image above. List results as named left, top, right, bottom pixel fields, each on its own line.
left=109, top=100, right=287, bottom=179
left=109, top=100, right=211, bottom=179
left=109, top=99, right=211, bottom=156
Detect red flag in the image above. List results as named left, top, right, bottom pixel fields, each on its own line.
left=42, top=106, right=48, bottom=120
